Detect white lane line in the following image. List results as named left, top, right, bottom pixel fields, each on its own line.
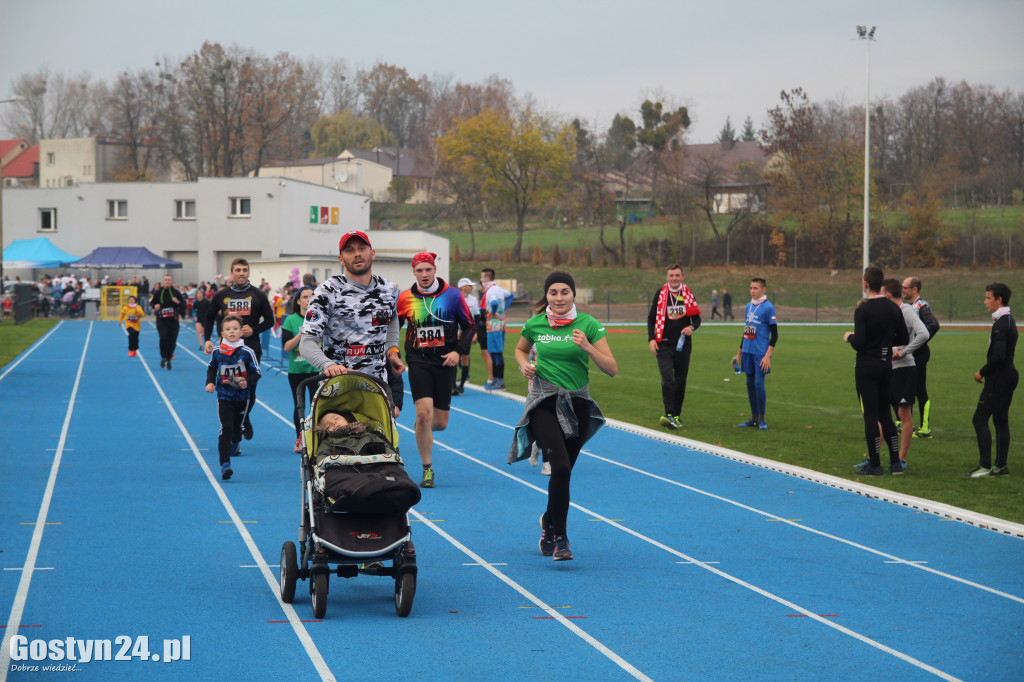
left=409, top=508, right=653, bottom=682
left=1, top=321, right=89, bottom=680
left=136, top=346, right=335, bottom=682
left=413, top=425, right=962, bottom=682
left=0, top=320, right=63, bottom=383
left=449, top=404, right=1024, bottom=605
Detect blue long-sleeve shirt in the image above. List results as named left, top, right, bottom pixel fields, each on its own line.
left=206, top=345, right=261, bottom=401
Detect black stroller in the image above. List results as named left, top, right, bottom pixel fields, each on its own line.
left=279, top=372, right=419, bottom=618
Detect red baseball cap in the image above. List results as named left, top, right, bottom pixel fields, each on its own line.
left=339, top=231, right=371, bottom=251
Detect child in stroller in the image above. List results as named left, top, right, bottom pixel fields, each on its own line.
left=280, top=372, right=419, bottom=619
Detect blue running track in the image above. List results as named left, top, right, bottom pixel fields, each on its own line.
left=1, top=320, right=1022, bottom=681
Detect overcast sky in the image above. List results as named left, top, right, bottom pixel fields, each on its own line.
left=2, top=0, right=1022, bottom=143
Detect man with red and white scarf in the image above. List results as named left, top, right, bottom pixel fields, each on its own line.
left=647, top=264, right=701, bottom=429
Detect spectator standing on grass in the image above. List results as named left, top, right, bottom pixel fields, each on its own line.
left=204, top=258, right=275, bottom=442
left=648, top=264, right=701, bottom=430
left=481, top=267, right=513, bottom=390
left=723, top=288, right=734, bottom=320
left=881, top=279, right=929, bottom=469
left=396, top=252, right=476, bottom=489
left=711, top=289, right=722, bottom=320
left=205, top=315, right=261, bottom=481
left=964, top=283, right=1018, bottom=478
left=902, top=276, right=940, bottom=438
left=151, top=274, right=185, bottom=369
left=510, top=271, right=617, bottom=562
left=844, top=266, right=910, bottom=476
left=733, top=277, right=777, bottom=430
left=282, top=286, right=319, bottom=453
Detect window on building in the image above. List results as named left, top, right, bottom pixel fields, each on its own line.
left=175, top=199, right=196, bottom=220
left=107, top=200, right=128, bottom=219
left=229, top=197, right=251, bottom=217
left=39, top=208, right=57, bottom=232
left=83, top=164, right=92, bottom=176
left=47, top=152, right=55, bottom=165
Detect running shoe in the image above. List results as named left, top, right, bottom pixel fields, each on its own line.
left=538, top=515, right=555, bottom=556
left=963, top=466, right=992, bottom=478
left=420, top=468, right=435, bottom=488
left=913, top=428, right=932, bottom=439
left=482, top=380, right=496, bottom=390
left=231, top=441, right=241, bottom=458
left=243, top=419, right=254, bottom=440
left=165, top=359, right=172, bottom=370
left=990, top=466, right=1010, bottom=476
left=528, top=445, right=539, bottom=467
left=758, top=421, right=769, bottom=430
left=889, top=460, right=904, bottom=475
left=659, top=414, right=681, bottom=430
left=452, top=385, right=464, bottom=396
left=856, top=464, right=884, bottom=476
left=541, top=461, right=551, bottom=476
left=552, top=535, right=573, bottom=561
left=221, top=462, right=233, bottom=481
left=494, top=380, right=506, bottom=390
left=160, top=358, right=166, bottom=368
left=853, top=459, right=870, bottom=469
left=293, top=437, right=302, bottom=454
left=736, top=419, right=759, bottom=428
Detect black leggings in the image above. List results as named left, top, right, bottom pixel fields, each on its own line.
left=218, top=399, right=249, bottom=465
left=530, top=395, right=591, bottom=536
left=856, top=360, right=899, bottom=467
left=156, top=318, right=179, bottom=360
left=656, top=341, right=692, bottom=415
left=127, top=328, right=139, bottom=351
left=288, top=372, right=319, bottom=437
left=972, top=370, right=1018, bottom=468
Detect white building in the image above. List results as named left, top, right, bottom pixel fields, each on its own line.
left=2, top=177, right=449, bottom=286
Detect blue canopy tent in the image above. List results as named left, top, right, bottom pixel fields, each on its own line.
left=2, top=237, right=81, bottom=269
left=64, top=247, right=182, bottom=269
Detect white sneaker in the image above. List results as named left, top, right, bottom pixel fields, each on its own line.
left=528, top=445, right=539, bottom=467
left=541, top=461, right=551, bottom=476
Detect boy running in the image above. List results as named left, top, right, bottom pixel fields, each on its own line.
left=205, top=315, right=262, bottom=481
left=118, top=295, right=146, bottom=357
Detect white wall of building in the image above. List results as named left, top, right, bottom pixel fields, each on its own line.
left=2, top=178, right=448, bottom=286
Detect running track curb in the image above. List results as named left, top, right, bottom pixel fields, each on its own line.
left=465, top=383, right=1024, bottom=540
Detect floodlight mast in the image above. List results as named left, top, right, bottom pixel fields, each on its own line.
left=857, top=26, right=876, bottom=284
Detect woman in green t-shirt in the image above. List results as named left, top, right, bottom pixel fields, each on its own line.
left=282, top=286, right=318, bottom=453
left=510, top=271, right=617, bottom=561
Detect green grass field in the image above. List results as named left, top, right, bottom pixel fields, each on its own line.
left=495, top=323, right=1024, bottom=525
left=0, top=318, right=58, bottom=367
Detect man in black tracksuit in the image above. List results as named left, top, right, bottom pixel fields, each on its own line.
left=203, top=258, right=275, bottom=440
left=845, top=266, right=909, bottom=476
left=965, top=283, right=1018, bottom=478
left=150, top=274, right=186, bottom=369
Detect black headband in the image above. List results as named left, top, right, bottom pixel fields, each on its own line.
left=544, top=270, right=576, bottom=296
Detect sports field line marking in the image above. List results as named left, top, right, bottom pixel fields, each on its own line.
left=415, top=427, right=963, bottom=681
left=3, top=568, right=53, bottom=571
left=138, top=347, right=336, bottom=682
left=450, top=403, right=1024, bottom=606
left=0, top=321, right=89, bottom=681
left=407, top=508, right=652, bottom=682
left=0, top=320, right=63, bottom=384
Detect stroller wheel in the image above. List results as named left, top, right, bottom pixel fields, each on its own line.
left=395, top=572, right=416, bottom=617
left=311, top=570, right=329, bottom=619
left=279, top=542, right=298, bottom=604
